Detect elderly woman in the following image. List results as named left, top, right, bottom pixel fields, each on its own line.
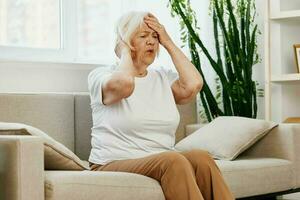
left=88, top=11, right=234, bottom=200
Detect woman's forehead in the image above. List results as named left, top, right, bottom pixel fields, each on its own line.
left=137, top=23, right=156, bottom=34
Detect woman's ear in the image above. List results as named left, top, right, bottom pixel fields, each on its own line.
left=128, top=38, right=136, bottom=52
left=130, top=46, right=136, bottom=52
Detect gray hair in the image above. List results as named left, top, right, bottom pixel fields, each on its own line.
left=114, top=11, right=148, bottom=50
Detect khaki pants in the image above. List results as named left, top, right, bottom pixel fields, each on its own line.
left=90, top=149, right=235, bottom=200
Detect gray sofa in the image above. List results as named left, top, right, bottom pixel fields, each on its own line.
left=0, top=93, right=300, bottom=200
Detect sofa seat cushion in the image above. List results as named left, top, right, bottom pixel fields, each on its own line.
left=45, top=170, right=165, bottom=200
left=216, top=157, right=294, bottom=198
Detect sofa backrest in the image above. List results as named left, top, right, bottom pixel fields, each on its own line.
left=0, top=93, right=197, bottom=160
left=0, top=94, right=75, bottom=151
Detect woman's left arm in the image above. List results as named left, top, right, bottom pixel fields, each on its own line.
left=144, top=14, right=203, bottom=104
left=164, top=41, right=203, bottom=104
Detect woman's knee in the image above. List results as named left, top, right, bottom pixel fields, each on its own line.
left=159, top=151, right=191, bottom=169
left=183, top=149, right=214, bottom=164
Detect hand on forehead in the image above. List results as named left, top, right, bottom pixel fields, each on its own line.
left=142, top=13, right=159, bottom=32
left=141, top=22, right=155, bottom=32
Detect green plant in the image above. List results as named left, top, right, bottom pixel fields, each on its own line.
left=168, top=0, right=262, bottom=122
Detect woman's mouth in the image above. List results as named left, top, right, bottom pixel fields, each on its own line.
left=146, top=49, right=154, bottom=53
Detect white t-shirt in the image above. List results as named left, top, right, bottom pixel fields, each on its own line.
left=88, top=65, right=180, bottom=165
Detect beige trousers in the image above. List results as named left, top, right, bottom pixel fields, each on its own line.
left=90, top=149, right=235, bottom=200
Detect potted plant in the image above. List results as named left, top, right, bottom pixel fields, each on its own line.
left=168, top=0, right=263, bottom=122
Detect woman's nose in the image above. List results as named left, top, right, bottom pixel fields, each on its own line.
left=146, top=37, right=155, bottom=45
left=146, top=41, right=153, bottom=45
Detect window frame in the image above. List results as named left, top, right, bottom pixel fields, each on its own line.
left=0, top=0, right=86, bottom=64
left=0, top=0, right=181, bottom=65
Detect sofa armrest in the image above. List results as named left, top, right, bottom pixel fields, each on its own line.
left=185, top=123, right=300, bottom=187
left=233, top=124, right=300, bottom=187
left=0, top=136, right=44, bottom=200
left=241, top=124, right=299, bottom=159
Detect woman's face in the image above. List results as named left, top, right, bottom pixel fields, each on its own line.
left=130, top=22, right=159, bottom=66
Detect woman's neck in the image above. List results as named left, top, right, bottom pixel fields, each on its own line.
left=132, top=60, right=148, bottom=77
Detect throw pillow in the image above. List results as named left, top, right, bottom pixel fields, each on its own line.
left=175, top=116, right=278, bottom=160
left=0, top=122, right=89, bottom=170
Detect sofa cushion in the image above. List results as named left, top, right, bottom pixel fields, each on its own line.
left=0, top=122, right=88, bottom=170
left=45, top=170, right=165, bottom=200
left=216, top=157, right=294, bottom=198
left=175, top=116, right=278, bottom=160
left=74, top=94, right=93, bottom=160
left=44, top=158, right=293, bottom=200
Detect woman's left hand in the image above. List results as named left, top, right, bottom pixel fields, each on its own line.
left=144, top=13, right=173, bottom=48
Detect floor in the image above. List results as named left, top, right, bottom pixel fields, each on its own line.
left=278, top=193, right=300, bottom=200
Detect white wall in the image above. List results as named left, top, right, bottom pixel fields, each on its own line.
left=0, top=0, right=266, bottom=119
left=0, top=61, right=95, bottom=93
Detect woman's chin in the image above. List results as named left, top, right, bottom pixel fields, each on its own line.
left=144, top=57, right=155, bottom=65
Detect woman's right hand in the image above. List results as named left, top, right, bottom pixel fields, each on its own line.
left=114, top=39, right=131, bottom=59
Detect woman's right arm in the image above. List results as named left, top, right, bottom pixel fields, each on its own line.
left=102, top=42, right=135, bottom=105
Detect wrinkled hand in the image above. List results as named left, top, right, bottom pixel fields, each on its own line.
left=143, top=13, right=173, bottom=47
left=114, top=39, right=131, bottom=59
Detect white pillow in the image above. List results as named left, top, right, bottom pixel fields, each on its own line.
left=0, top=122, right=89, bottom=170
left=175, top=116, right=278, bottom=160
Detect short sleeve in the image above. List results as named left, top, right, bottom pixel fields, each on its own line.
left=157, top=66, right=179, bottom=86
left=87, top=66, right=113, bottom=106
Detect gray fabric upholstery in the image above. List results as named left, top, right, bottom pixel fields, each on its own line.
left=45, top=171, right=165, bottom=200
left=74, top=95, right=93, bottom=160
left=1, top=93, right=300, bottom=200
left=216, top=157, right=294, bottom=198
left=0, top=94, right=75, bottom=151
left=0, top=93, right=196, bottom=160
left=44, top=158, right=293, bottom=200
left=176, top=100, right=197, bottom=143
left=241, top=124, right=300, bottom=187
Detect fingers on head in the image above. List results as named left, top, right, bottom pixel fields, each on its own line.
left=147, top=12, right=155, bottom=18
left=146, top=12, right=158, bottom=20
